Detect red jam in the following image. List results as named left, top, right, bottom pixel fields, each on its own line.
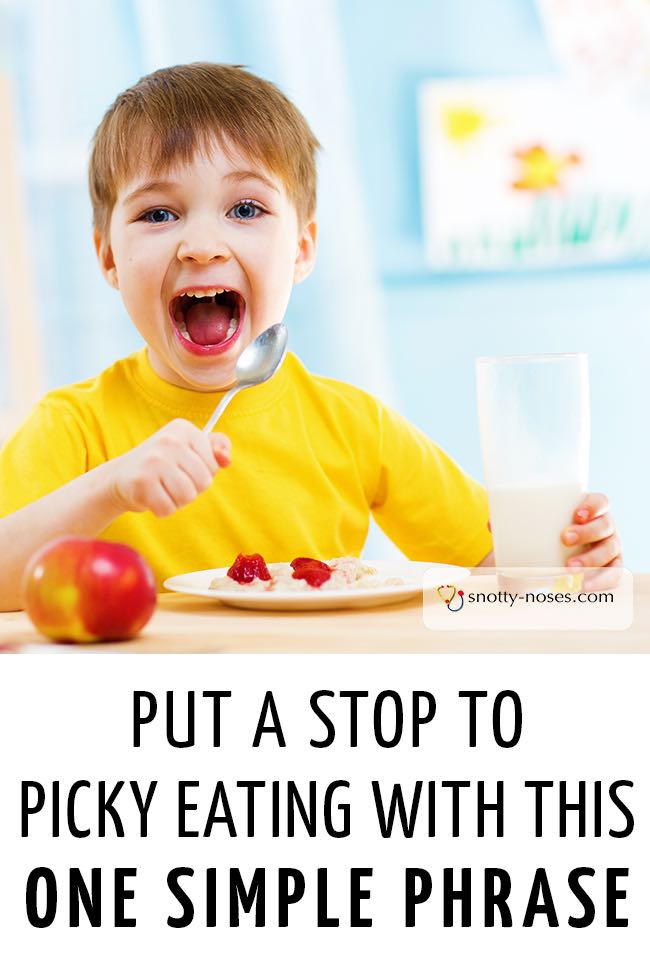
left=291, top=557, right=333, bottom=588
left=290, top=557, right=331, bottom=573
left=292, top=566, right=331, bottom=587
left=227, top=553, right=272, bottom=584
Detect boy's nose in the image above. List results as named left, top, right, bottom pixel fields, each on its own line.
left=176, top=223, right=232, bottom=264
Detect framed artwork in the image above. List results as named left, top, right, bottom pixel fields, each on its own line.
left=419, top=77, right=650, bottom=269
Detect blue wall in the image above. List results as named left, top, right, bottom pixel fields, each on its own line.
left=5, top=0, right=648, bottom=568
left=334, top=0, right=649, bottom=568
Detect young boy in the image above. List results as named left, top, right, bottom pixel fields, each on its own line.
left=0, top=63, right=621, bottom=610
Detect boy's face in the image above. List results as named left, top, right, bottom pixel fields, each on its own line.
left=95, top=142, right=316, bottom=390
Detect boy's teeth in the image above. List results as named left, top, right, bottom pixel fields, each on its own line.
left=182, top=288, right=227, bottom=298
left=226, top=318, right=238, bottom=339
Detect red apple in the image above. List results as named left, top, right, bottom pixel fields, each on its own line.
left=22, top=537, right=157, bottom=643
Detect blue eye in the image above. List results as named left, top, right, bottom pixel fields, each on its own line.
left=229, top=200, right=264, bottom=221
left=141, top=208, right=176, bottom=224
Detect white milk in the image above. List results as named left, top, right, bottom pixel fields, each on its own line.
left=487, top=482, right=585, bottom=568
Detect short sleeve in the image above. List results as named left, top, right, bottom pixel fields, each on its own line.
left=0, top=402, right=89, bottom=516
left=370, top=402, right=492, bottom=566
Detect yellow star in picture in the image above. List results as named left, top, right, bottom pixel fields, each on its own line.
left=512, top=144, right=581, bottom=191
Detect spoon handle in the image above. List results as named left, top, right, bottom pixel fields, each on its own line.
left=202, top=384, right=241, bottom=433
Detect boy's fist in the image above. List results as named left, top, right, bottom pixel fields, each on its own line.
left=109, top=418, right=231, bottom=517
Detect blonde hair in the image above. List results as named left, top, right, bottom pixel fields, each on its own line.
left=89, top=62, right=320, bottom=241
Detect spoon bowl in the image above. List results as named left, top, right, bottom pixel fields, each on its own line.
left=202, top=322, right=287, bottom=432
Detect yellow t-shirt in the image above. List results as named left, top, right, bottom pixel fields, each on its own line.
left=0, top=349, right=491, bottom=586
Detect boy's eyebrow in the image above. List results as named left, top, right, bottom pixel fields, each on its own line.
left=223, top=170, right=280, bottom=193
left=121, top=180, right=179, bottom=206
left=122, top=170, right=280, bottom=207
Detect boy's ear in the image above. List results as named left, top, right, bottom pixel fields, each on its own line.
left=93, top=229, right=119, bottom=289
left=293, top=219, right=317, bottom=285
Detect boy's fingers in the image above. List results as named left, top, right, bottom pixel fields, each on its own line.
left=567, top=532, right=621, bottom=568
left=209, top=433, right=231, bottom=466
left=187, top=431, right=229, bottom=473
left=160, top=467, right=198, bottom=509
left=146, top=483, right=179, bottom=518
left=177, top=448, right=215, bottom=491
left=563, top=512, right=614, bottom=547
left=582, top=557, right=624, bottom=592
left=209, top=432, right=231, bottom=451
left=573, top=492, right=609, bottom=523
left=216, top=432, right=231, bottom=450
left=212, top=446, right=231, bottom=468
left=187, top=436, right=219, bottom=477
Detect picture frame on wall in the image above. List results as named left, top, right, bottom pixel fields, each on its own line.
left=418, top=77, right=650, bottom=270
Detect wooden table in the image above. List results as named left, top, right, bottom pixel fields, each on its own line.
left=1, top=575, right=647, bottom=653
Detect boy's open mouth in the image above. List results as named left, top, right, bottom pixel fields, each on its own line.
left=169, top=288, right=244, bottom=351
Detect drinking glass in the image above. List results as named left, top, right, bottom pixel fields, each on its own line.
left=476, top=353, right=590, bottom=570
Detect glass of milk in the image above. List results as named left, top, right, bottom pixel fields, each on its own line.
left=476, top=353, right=589, bottom=571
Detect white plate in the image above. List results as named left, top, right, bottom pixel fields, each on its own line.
left=163, top=560, right=470, bottom=612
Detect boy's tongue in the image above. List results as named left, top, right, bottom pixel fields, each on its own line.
left=185, top=301, right=232, bottom=345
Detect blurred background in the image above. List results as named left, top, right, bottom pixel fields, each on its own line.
left=0, top=0, right=648, bottom=567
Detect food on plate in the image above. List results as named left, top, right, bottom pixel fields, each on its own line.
left=22, top=536, right=157, bottom=643
left=210, top=554, right=405, bottom=592
left=290, top=557, right=332, bottom=588
left=227, top=553, right=272, bottom=584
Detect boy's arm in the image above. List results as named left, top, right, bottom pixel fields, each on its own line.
left=477, top=551, right=495, bottom=566
left=0, top=462, right=127, bottom=610
left=369, top=402, right=492, bottom=566
left=0, top=418, right=230, bottom=611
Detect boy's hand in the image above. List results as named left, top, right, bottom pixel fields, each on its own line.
left=109, top=418, right=231, bottom=517
left=562, top=492, right=622, bottom=589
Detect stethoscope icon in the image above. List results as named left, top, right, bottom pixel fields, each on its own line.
left=437, top=585, right=465, bottom=612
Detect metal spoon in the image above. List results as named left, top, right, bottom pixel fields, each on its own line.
left=202, top=322, right=288, bottom=432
